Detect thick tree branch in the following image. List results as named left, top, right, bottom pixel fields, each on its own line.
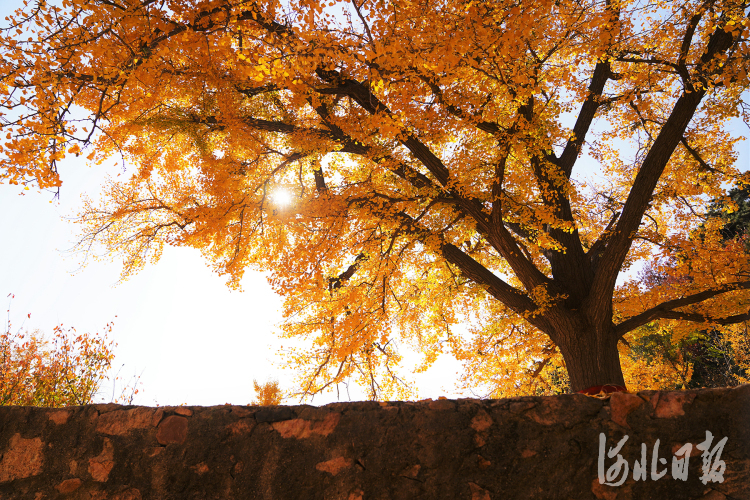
left=524, top=96, right=589, bottom=300
left=413, top=72, right=501, bottom=136
left=681, top=137, right=719, bottom=173
left=315, top=69, right=452, bottom=187
left=586, top=211, right=620, bottom=271
left=490, top=150, right=508, bottom=227
left=329, top=252, right=368, bottom=292
left=346, top=196, right=545, bottom=327
left=556, top=60, right=612, bottom=178
left=614, top=281, right=750, bottom=337
left=312, top=159, right=328, bottom=194
left=676, top=0, right=716, bottom=89
left=656, top=309, right=750, bottom=325
left=440, top=243, right=549, bottom=330
left=314, top=71, right=553, bottom=293
left=589, top=21, right=739, bottom=315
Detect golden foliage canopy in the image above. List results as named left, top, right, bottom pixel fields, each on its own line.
left=1, top=0, right=749, bottom=397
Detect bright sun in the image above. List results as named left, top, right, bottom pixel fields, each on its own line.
left=273, top=190, right=293, bottom=207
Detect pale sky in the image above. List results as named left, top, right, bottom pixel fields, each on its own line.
left=1, top=148, right=469, bottom=406
left=1, top=1, right=748, bottom=407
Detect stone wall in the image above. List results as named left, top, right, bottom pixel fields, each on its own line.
left=0, top=386, right=748, bottom=499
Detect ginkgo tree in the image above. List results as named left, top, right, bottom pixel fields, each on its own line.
left=1, top=0, right=749, bottom=398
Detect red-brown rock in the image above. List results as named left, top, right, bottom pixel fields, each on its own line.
left=610, top=392, right=645, bottom=429
left=55, top=478, right=82, bottom=493
left=0, top=434, right=43, bottom=482
left=156, top=415, right=188, bottom=445
left=96, top=407, right=154, bottom=435
left=88, top=438, right=115, bottom=482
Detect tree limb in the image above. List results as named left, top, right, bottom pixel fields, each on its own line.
left=589, top=20, right=739, bottom=313
left=614, top=281, right=750, bottom=337
left=556, top=60, right=612, bottom=178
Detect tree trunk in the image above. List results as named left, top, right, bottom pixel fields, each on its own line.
left=555, top=325, right=626, bottom=393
